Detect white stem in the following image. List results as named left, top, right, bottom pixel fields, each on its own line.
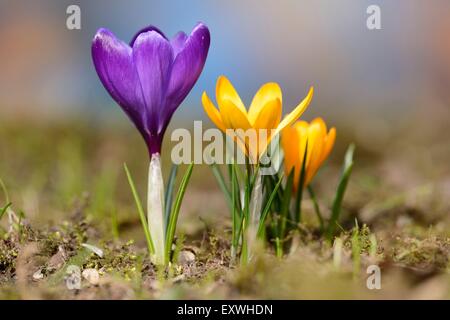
left=247, top=170, right=263, bottom=261
left=148, top=153, right=165, bottom=266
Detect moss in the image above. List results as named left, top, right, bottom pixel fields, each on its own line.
left=392, top=236, right=450, bottom=270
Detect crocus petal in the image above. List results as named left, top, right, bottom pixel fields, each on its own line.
left=163, top=23, right=210, bottom=128
left=322, top=127, right=336, bottom=163
left=305, top=121, right=325, bottom=184
left=248, top=82, right=282, bottom=125
left=202, top=91, right=226, bottom=131
left=293, top=121, right=309, bottom=161
left=219, top=98, right=252, bottom=130
left=251, top=98, right=282, bottom=130
left=170, top=31, right=188, bottom=57
left=216, top=76, right=247, bottom=115
left=283, top=121, right=308, bottom=189
left=252, top=98, right=282, bottom=159
left=132, top=30, right=174, bottom=134
left=92, top=28, right=149, bottom=140
left=282, top=125, right=301, bottom=185
left=129, top=25, right=167, bottom=46
left=274, top=86, right=314, bottom=137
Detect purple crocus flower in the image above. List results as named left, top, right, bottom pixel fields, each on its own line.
left=92, top=23, right=210, bottom=155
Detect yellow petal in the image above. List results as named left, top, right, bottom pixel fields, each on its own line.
left=202, top=92, right=226, bottom=132
left=281, top=126, right=299, bottom=177
left=252, top=98, right=282, bottom=130
left=293, top=121, right=309, bottom=169
left=249, top=98, right=282, bottom=160
left=248, top=82, right=282, bottom=125
left=311, top=117, right=327, bottom=132
left=219, top=98, right=252, bottom=130
left=273, top=86, right=314, bottom=137
left=216, top=76, right=247, bottom=115
left=304, top=123, right=325, bottom=185
left=310, top=118, right=335, bottom=165
left=321, top=127, right=336, bottom=163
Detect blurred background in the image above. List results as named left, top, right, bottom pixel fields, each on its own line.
left=1, top=1, right=450, bottom=126
left=0, top=0, right=448, bottom=230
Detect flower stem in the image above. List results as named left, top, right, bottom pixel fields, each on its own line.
left=148, top=153, right=165, bottom=266
left=246, top=168, right=262, bottom=262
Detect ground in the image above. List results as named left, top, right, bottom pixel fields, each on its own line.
left=0, top=116, right=449, bottom=299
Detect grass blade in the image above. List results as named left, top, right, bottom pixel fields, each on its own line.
left=0, top=202, right=12, bottom=220
left=264, top=173, right=284, bottom=211
left=279, top=169, right=294, bottom=239
left=123, top=163, right=154, bottom=255
left=211, top=163, right=232, bottom=210
left=257, top=173, right=284, bottom=238
left=231, top=163, right=241, bottom=257
left=0, top=177, right=10, bottom=203
left=165, top=163, right=194, bottom=264
left=294, top=142, right=308, bottom=223
left=326, top=144, right=355, bottom=241
left=307, top=185, right=324, bottom=231
left=164, top=163, right=178, bottom=225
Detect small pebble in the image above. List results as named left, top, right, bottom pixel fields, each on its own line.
left=178, top=250, right=196, bottom=265
left=82, top=268, right=100, bottom=285
left=171, top=274, right=186, bottom=283
left=81, top=243, right=104, bottom=258
left=32, top=269, right=44, bottom=280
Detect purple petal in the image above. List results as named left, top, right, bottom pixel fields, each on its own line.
left=132, top=30, right=174, bottom=134
left=161, top=23, right=210, bottom=128
left=129, top=25, right=167, bottom=46
left=170, top=31, right=188, bottom=57
left=91, top=28, right=149, bottom=140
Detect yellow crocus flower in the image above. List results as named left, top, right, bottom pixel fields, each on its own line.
left=202, top=76, right=314, bottom=162
left=282, top=118, right=336, bottom=189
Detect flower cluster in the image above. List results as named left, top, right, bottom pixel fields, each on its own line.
left=92, top=23, right=354, bottom=267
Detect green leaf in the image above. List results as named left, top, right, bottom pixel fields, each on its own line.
left=275, top=237, right=283, bottom=258
left=249, top=163, right=261, bottom=193
left=307, top=185, right=324, bottom=231
left=294, top=142, right=308, bottom=223
left=231, top=163, right=241, bottom=253
left=165, top=163, right=194, bottom=264
left=123, top=163, right=154, bottom=255
left=265, top=173, right=284, bottom=211
left=326, top=144, right=355, bottom=242
left=0, top=177, right=10, bottom=203
left=279, top=169, right=294, bottom=239
left=164, top=164, right=178, bottom=225
left=211, top=163, right=232, bottom=210
left=0, top=202, right=12, bottom=221
left=257, top=173, right=284, bottom=238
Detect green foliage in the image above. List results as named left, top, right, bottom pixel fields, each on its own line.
left=164, top=164, right=178, bottom=224
left=326, top=144, right=355, bottom=241
left=294, top=142, right=308, bottom=223
left=124, top=163, right=155, bottom=256
left=125, top=161, right=194, bottom=267
left=165, top=163, right=194, bottom=264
